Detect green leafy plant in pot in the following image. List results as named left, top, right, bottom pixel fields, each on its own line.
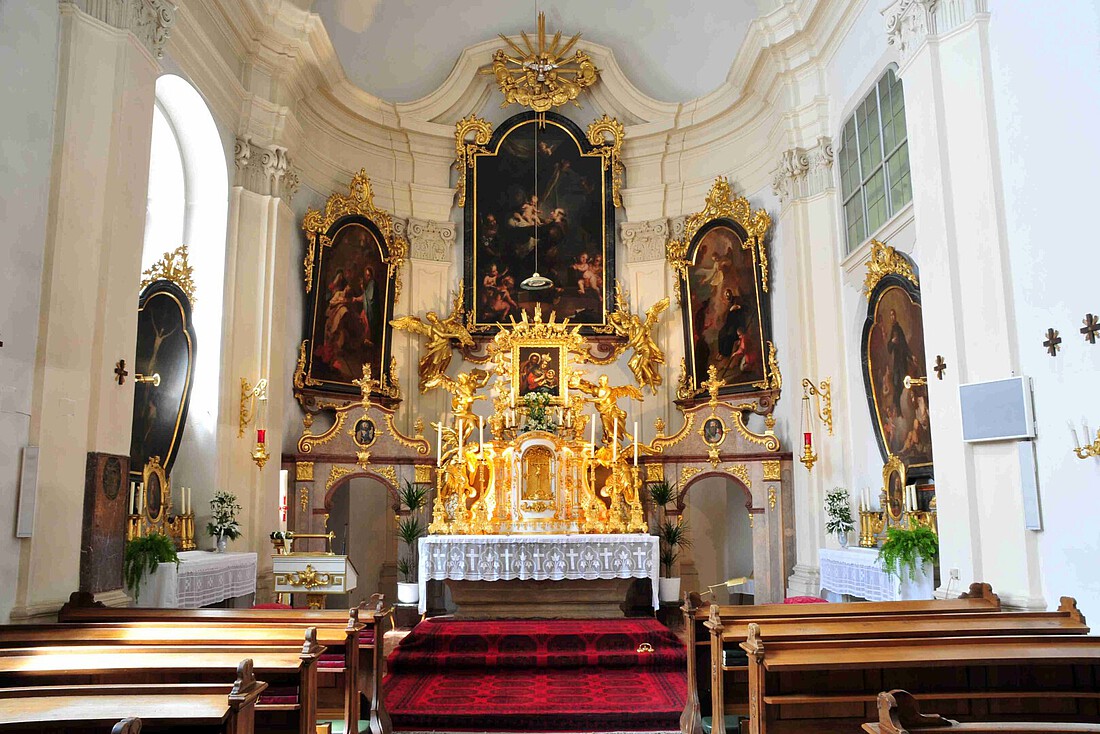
left=877, top=526, right=939, bottom=597
left=396, top=480, right=429, bottom=605
left=656, top=516, right=692, bottom=605
left=124, top=533, right=179, bottom=603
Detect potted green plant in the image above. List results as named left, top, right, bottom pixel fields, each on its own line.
left=206, top=490, right=242, bottom=552
left=124, top=533, right=179, bottom=603
left=824, top=487, right=855, bottom=548
left=396, top=480, right=429, bottom=604
left=657, top=518, right=691, bottom=604
left=877, top=526, right=938, bottom=599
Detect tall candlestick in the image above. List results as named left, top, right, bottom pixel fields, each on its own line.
left=437, top=421, right=443, bottom=467
left=633, top=422, right=639, bottom=466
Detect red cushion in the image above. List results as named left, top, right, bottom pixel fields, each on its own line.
left=359, top=630, right=375, bottom=646
left=251, top=602, right=294, bottom=610
left=783, top=596, right=828, bottom=604
left=318, top=653, right=347, bottom=669
left=258, top=685, right=299, bottom=705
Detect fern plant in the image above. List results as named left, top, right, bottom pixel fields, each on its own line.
left=877, top=526, right=939, bottom=581
left=124, top=533, right=179, bottom=602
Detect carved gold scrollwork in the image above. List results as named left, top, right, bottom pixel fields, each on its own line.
left=454, top=114, right=493, bottom=207
left=286, top=564, right=333, bottom=589
left=327, top=465, right=354, bottom=492
left=141, top=244, right=196, bottom=303
left=728, top=405, right=782, bottom=453
left=298, top=410, right=349, bottom=454
left=725, top=463, right=752, bottom=490
left=383, top=413, right=430, bottom=455
left=863, top=239, right=919, bottom=299
left=586, top=115, right=626, bottom=208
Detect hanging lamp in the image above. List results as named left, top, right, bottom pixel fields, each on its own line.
left=520, top=113, right=554, bottom=291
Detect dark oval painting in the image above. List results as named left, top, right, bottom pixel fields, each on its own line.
left=703, top=417, right=725, bottom=445
left=310, top=221, right=387, bottom=385
left=863, top=282, right=934, bottom=475
left=686, top=224, right=767, bottom=390
left=353, top=417, right=376, bottom=447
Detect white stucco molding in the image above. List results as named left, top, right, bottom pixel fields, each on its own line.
left=772, top=136, right=835, bottom=205
left=66, top=0, right=177, bottom=59
left=394, top=217, right=456, bottom=263
left=883, top=0, right=990, bottom=66
left=620, top=218, right=671, bottom=263
left=234, top=136, right=299, bottom=202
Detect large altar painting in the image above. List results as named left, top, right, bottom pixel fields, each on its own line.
left=684, top=222, right=770, bottom=392
left=862, top=278, right=934, bottom=478
left=465, top=111, right=614, bottom=332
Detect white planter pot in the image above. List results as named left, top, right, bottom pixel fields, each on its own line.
left=397, top=581, right=420, bottom=605
left=658, top=577, right=681, bottom=604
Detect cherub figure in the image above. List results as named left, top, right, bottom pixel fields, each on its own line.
left=426, top=369, right=490, bottom=422
left=607, top=286, right=670, bottom=394
left=571, top=374, right=643, bottom=445
left=391, top=285, right=475, bottom=393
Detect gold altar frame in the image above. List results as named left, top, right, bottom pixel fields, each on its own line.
left=142, top=455, right=171, bottom=525
left=883, top=453, right=907, bottom=523
left=511, top=342, right=569, bottom=404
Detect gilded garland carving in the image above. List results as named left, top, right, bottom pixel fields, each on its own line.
left=140, top=244, right=196, bottom=303
left=298, top=410, right=350, bottom=454
left=762, top=460, right=782, bottom=482
left=863, top=239, right=919, bottom=299
left=383, top=413, right=430, bottom=455
left=301, top=169, right=409, bottom=303
left=373, top=465, right=398, bottom=488
left=483, top=13, right=600, bottom=113
left=725, top=463, right=752, bottom=490
left=454, top=114, right=493, bottom=207
left=327, top=465, right=354, bottom=492
left=586, top=115, right=626, bottom=208
left=666, top=177, right=772, bottom=303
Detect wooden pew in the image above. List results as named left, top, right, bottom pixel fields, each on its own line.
left=57, top=594, right=390, bottom=734
left=703, top=599, right=1090, bottom=734
left=0, top=617, right=364, bottom=733
left=681, top=583, right=1003, bottom=733
left=0, top=658, right=266, bottom=734
left=864, top=689, right=1100, bottom=734
left=740, top=627, right=1100, bottom=734
left=0, top=637, right=320, bottom=734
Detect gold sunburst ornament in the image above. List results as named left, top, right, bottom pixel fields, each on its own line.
left=484, top=12, right=600, bottom=112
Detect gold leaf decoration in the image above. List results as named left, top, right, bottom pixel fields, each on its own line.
left=863, top=239, right=918, bottom=299
left=141, top=244, right=196, bottom=303
left=454, top=115, right=493, bottom=207
left=586, top=115, right=625, bottom=208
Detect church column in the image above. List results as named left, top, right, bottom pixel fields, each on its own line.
left=218, top=137, right=300, bottom=596
left=884, top=1, right=1043, bottom=608
left=770, top=138, right=850, bottom=597
left=13, top=0, right=173, bottom=620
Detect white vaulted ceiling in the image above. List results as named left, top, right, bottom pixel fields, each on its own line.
left=307, top=0, right=774, bottom=104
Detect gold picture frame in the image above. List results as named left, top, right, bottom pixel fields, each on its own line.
left=700, top=415, right=727, bottom=446
left=882, top=453, right=907, bottom=522
left=512, top=343, right=568, bottom=404
left=142, top=455, right=171, bottom=525
left=350, top=417, right=378, bottom=449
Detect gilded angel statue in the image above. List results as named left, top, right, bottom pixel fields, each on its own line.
left=426, top=369, right=490, bottom=422
left=390, top=286, right=475, bottom=393
left=572, top=374, right=643, bottom=445
left=608, top=289, right=670, bottom=394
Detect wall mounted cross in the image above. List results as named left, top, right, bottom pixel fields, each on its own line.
left=934, top=355, right=947, bottom=380
left=1043, top=328, right=1062, bottom=357
left=1081, top=313, right=1099, bottom=344
left=114, top=359, right=129, bottom=385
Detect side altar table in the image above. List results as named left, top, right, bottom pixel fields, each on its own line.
left=135, top=550, right=258, bottom=608
left=818, top=546, right=933, bottom=602
left=418, top=534, right=659, bottom=617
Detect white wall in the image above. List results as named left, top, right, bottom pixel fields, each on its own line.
left=989, top=2, right=1100, bottom=615
left=0, top=1, right=59, bottom=621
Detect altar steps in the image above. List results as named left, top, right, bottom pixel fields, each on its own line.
left=383, top=617, right=686, bottom=732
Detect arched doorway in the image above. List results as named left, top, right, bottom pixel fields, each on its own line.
left=325, top=475, right=397, bottom=608
left=681, top=473, right=755, bottom=604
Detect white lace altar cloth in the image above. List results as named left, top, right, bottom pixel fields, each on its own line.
left=136, top=551, right=258, bottom=609
left=418, top=534, right=659, bottom=614
left=818, top=546, right=936, bottom=602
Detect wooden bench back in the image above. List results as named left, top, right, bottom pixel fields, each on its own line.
left=864, top=690, right=1100, bottom=734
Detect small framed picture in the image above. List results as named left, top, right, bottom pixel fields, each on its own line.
left=702, top=416, right=726, bottom=446
left=352, top=417, right=377, bottom=448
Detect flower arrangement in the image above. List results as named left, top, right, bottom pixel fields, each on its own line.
left=521, top=392, right=556, bottom=433
left=206, top=490, right=242, bottom=540
left=823, top=487, right=855, bottom=535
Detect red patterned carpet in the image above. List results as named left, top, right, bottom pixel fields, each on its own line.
left=384, top=617, right=687, bottom=732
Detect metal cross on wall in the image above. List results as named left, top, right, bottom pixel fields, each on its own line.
left=934, top=355, right=947, bottom=380
left=114, top=359, right=129, bottom=385
left=1043, top=328, right=1062, bottom=357
left=1081, top=313, right=1100, bottom=345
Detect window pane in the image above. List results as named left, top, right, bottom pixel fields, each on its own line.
left=890, top=69, right=907, bottom=145
left=858, top=94, right=882, bottom=179
left=865, top=168, right=887, bottom=233
left=887, top=142, right=912, bottom=211
left=845, top=194, right=866, bottom=253
left=880, top=77, right=896, bottom=152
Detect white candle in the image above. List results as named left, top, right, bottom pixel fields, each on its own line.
left=633, top=422, right=639, bottom=466
left=590, top=412, right=596, bottom=447
left=128, top=481, right=135, bottom=515
left=612, top=423, right=618, bottom=460
left=1070, top=421, right=1082, bottom=449
left=437, top=421, right=443, bottom=467
left=185, top=488, right=190, bottom=515
left=138, top=486, right=144, bottom=515
left=479, top=415, right=484, bottom=448
left=557, top=407, right=563, bottom=424
left=458, top=419, right=464, bottom=456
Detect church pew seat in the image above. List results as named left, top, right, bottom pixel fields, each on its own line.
left=56, top=594, right=390, bottom=733
left=0, top=658, right=265, bottom=734
left=703, top=599, right=1090, bottom=734
left=738, top=628, right=1100, bottom=734
left=681, top=583, right=1003, bottom=733
left=0, top=640, right=321, bottom=734
left=863, top=689, right=1100, bottom=734
left=0, top=621, right=364, bottom=732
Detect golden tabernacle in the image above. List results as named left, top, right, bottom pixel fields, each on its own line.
left=426, top=306, right=648, bottom=536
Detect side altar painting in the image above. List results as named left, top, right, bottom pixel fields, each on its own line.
left=297, top=170, right=407, bottom=397
left=460, top=110, right=622, bottom=333
left=669, top=178, right=778, bottom=397
left=861, top=240, right=933, bottom=479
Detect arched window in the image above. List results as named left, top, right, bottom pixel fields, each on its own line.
left=838, top=67, right=912, bottom=253
left=141, top=74, right=229, bottom=484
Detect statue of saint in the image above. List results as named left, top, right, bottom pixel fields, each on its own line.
left=391, top=285, right=475, bottom=393
left=608, top=291, right=670, bottom=394
left=572, top=374, right=642, bottom=445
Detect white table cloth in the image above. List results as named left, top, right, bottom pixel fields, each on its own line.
left=818, top=546, right=933, bottom=602
left=418, top=534, right=660, bottom=614
left=135, top=551, right=258, bottom=608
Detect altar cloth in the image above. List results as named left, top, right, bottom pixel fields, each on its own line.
left=418, top=534, right=659, bottom=614
left=818, top=546, right=933, bottom=602
left=136, top=550, right=258, bottom=608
